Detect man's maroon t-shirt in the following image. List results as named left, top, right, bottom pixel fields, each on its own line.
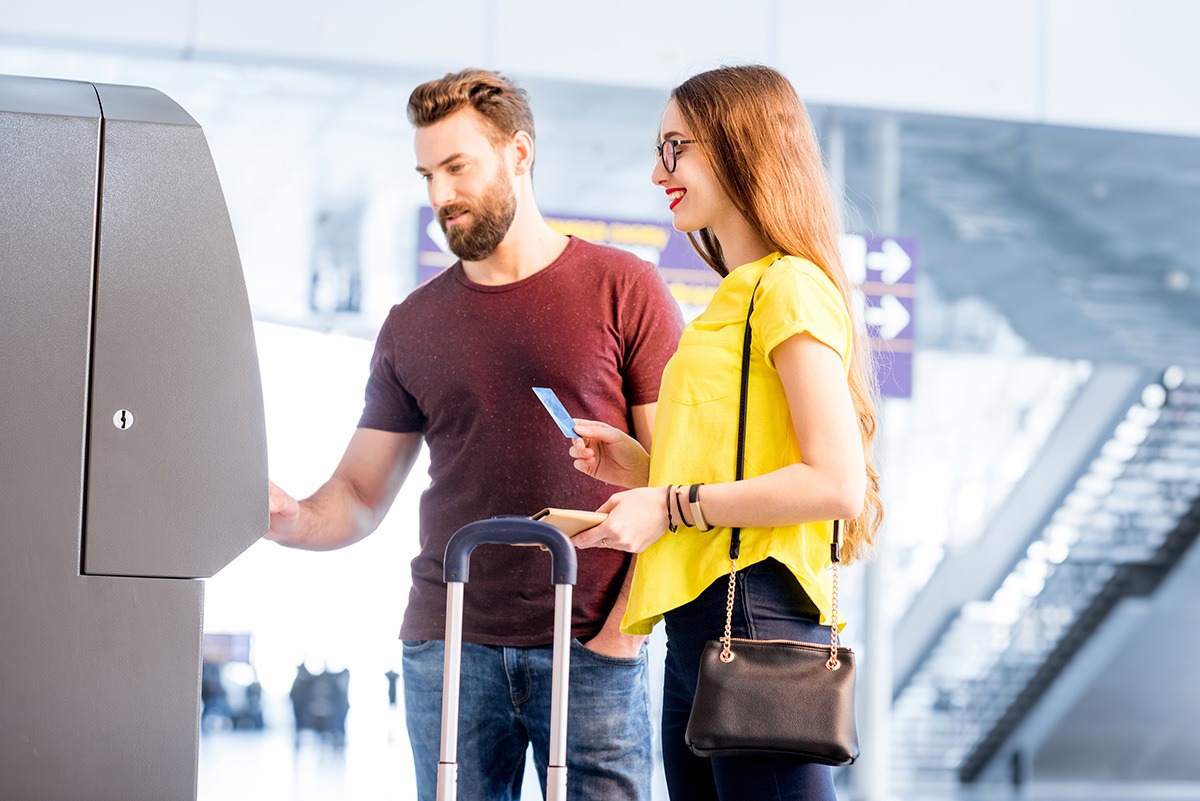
left=359, top=237, right=683, bottom=646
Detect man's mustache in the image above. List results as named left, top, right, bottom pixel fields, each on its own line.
left=437, top=204, right=470, bottom=226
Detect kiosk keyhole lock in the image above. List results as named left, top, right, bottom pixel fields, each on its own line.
left=113, top=409, right=135, bottom=430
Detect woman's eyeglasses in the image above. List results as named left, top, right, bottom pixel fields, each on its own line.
left=656, top=139, right=695, bottom=173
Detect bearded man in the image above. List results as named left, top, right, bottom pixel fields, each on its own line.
left=266, top=69, right=682, bottom=801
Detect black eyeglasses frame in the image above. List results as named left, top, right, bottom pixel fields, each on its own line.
left=656, top=138, right=696, bottom=173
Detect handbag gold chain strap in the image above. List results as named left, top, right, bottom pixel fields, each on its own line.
left=719, top=520, right=843, bottom=671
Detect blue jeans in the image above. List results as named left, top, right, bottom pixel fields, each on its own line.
left=403, top=637, right=653, bottom=801
left=662, top=558, right=837, bottom=801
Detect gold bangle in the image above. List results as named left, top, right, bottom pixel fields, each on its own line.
left=689, top=483, right=711, bottom=532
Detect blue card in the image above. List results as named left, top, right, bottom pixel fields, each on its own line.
left=533, top=387, right=579, bottom=438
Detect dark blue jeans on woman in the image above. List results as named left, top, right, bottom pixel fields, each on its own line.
left=662, top=558, right=837, bottom=801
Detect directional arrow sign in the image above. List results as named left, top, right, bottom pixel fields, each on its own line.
left=865, top=293, right=912, bottom=340
left=866, top=238, right=913, bottom=284
left=849, top=234, right=917, bottom=398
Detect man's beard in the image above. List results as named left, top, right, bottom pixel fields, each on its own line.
left=438, top=172, right=517, bottom=262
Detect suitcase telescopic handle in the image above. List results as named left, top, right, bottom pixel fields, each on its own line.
left=443, top=517, right=578, bottom=586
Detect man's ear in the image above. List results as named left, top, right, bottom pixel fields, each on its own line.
left=510, top=130, right=535, bottom=176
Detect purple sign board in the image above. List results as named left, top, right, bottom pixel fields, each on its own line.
left=840, top=234, right=916, bottom=399
left=418, top=207, right=915, bottom=397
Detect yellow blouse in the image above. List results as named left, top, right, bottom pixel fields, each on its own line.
left=622, top=252, right=853, bottom=635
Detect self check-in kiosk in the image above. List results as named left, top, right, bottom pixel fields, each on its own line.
left=0, top=74, right=267, bottom=800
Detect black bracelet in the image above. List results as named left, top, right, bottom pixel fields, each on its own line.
left=673, top=485, right=689, bottom=528
left=666, top=485, right=678, bottom=533
left=689, top=483, right=712, bottom=532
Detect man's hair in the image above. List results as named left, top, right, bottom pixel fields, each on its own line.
left=407, top=69, right=535, bottom=148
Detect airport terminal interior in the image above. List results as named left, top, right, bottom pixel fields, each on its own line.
left=3, top=3, right=1200, bottom=800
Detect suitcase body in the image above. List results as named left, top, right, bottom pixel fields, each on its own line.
left=438, top=517, right=578, bottom=801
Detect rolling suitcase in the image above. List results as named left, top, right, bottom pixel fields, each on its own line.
left=438, top=517, right=578, bottom=801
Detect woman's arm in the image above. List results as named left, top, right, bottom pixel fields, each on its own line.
left=684, top=331, right=865, bottom=528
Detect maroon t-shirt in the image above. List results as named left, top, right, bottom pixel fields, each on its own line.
left=359, top=237, right=683, bottom=646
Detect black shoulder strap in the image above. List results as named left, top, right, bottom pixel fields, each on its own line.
left=730, top=276, right=764, bottom=561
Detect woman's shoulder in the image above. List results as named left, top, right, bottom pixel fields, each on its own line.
left=762, top=254, right=843, bottom=304
left=755, top=254, right=853, bottom=362
left=768, top=254, right=834, bottom=284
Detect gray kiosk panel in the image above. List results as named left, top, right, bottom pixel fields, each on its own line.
left=83, top=82, right=267, bottom=579
left=1, top=74, right=268, bottom=800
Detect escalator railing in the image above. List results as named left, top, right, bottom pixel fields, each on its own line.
left=892, top=371, right=1200, bottom=786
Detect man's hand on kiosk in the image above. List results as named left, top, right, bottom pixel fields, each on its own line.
left=266, top=481, right=300, bottom=541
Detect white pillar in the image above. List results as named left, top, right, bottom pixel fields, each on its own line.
left=855, top=517, right=895, bottom=801
left=872, top=116, right=901, bottom=236
left=854, top=116, right=901, bottom=801
left=826, top=113, right=847, bottom=227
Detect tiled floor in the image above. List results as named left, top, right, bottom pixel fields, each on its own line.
left=198, top=694, right=639, bottom=801
left=199, top=698, right=425, bottom=801
left=200, top=694, right=1200, bottom=801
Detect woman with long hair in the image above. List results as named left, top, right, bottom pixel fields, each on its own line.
left=568, top=64, right=883, bottom=799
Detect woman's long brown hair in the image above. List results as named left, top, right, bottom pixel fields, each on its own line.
left=672, top=65, right=883, bottom=562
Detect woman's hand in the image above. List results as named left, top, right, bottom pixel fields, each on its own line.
left=569, top=419, right=651, bottom=489
left=574, top=486, right=670, bottom=554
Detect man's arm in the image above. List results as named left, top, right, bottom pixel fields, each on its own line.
left=628, top=403, right=656, bottom=451
left=267, top=428, right=423, bottom=551
left=580, top=403, right=656, bottom=657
